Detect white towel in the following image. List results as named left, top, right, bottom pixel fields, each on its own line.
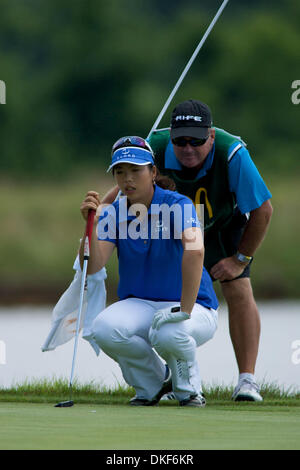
left=41, top=256, right=107, bottom=356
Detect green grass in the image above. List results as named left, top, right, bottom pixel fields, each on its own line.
left=0, top=379, right=299, bottom=450
left=1, top=377, right=299, bottom=405
left=0, top=377, right=134, bottom=405
left=0, top=377, right=300, bottom=406
left=0, top=403, right=299, bottom=450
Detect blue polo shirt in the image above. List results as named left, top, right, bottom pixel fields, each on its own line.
left=164, top=133, right=272, bottom=214
left=98, top=185, right=218, bottom=310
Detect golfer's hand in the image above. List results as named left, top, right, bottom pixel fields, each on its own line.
left=210, top=256, right=246, bottom=281
left=152, top=306, right=189, bottom=330
left=80, top=191, right=109, bottom=224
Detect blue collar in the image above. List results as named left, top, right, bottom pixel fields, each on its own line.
left=165, top=139, right=215, bottom=179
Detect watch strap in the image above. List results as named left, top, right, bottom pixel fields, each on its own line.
left=235, top=251, right=253, bottom=264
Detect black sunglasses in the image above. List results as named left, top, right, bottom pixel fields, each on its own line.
left=172, top=136, right=209, bottom=147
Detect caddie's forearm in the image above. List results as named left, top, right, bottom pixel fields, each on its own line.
left=238, top=200, right=273, bottom=256
left=180, top=249, right=203, bottom=315
left=79, top=225, right=103, bottom=274
left=100, top=185, right=120, bottom=204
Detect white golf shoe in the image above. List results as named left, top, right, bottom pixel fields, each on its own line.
left=160, top=392, right=176, bottom=401
left=232, top=379, right=263, bottom=402
left=161, top=391, right=206, bottom=407
left=179, top=393, right=206, bottom=407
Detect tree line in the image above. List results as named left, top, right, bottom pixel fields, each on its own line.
left=0, top=0, right=299, bottom=178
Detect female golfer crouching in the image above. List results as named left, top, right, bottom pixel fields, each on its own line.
left=79, top=136, right=218, bottom=407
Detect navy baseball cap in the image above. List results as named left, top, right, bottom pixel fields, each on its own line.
left=107, top=136, right=155, bottom=172
left=170, top=100, right=213, bottom=139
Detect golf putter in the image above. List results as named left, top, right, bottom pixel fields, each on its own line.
left=55, top=209, right=95, bottom=407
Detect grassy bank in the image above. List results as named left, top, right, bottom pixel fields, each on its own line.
left=1, top=377, right=299, bottom=405
left=0, top=172, right=299, bottom=303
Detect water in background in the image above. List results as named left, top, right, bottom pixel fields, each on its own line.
left=0, top=301, right=299, bottom=391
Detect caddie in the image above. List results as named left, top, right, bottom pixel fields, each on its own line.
left=148, top=100, right=273, bottom=401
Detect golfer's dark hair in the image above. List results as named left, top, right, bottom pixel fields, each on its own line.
left=153, top=167, right=176, bottom=191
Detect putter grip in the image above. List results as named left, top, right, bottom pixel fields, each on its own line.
left=86, top=209, right=96, bottom=245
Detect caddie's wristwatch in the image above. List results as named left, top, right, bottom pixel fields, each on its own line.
left=235, top=251, right=253, bottom=265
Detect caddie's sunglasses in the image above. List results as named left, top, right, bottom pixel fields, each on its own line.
left=172, top=136, right=209, bottom=147
left=112, top=136, right=153, bottom=155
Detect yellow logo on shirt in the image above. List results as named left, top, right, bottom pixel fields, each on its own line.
left=194, top=188, right=213, bottom=219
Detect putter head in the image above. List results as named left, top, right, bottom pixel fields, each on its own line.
left=54, top=400, right=74, bottom=408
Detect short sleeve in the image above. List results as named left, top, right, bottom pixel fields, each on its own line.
left=228, top=145, right=272, bottom=214
left=172, top=196, right=201, bottom=239
left=97, top=205, right=117, bottom=244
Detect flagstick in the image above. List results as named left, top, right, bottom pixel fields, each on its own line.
left=146, top=0, right=230, bottom=139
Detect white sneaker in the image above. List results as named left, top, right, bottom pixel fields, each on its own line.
left=232, top=379, right=263, bottom=402
left=161, top=392, right=206, bottom=407
left=179, top=393, right=206, bottom=407
left=160, top=392, right=176, bottom=401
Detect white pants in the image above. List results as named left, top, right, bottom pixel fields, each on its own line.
left=91, top=298, right=218, bottom=401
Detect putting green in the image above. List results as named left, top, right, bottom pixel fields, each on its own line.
left=0, top=402, right=300, bottom=450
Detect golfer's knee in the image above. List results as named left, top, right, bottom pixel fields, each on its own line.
left=92, top=316, right=127, bottom=350
left=150, top=326, right=191, bottom=356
